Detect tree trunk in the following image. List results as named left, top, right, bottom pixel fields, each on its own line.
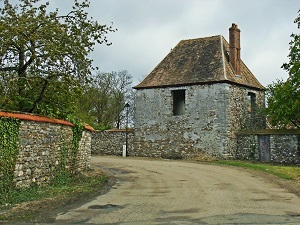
left=17, top=47, right=26, bottom=110
left=28, top=79, right=49, bottom=113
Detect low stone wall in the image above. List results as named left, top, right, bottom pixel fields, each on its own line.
left=91, top=128, right=300, bottom=165
left=237, top=130, right=300, bottom=165
left=236, top=134, right=258, bottom=160
left=270, top=134, right=299, bottom=164
left=91, top=129, right=134, bottom=156
left=0, top=111, right=92, bottom=187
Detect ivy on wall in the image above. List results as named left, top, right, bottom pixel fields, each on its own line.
left=50, top=121, right=85, bottom=185
left=0, top=114, right=86, bottom=188
left=71, top=122, right=84, bottom=174
left=54, top=121, right=84, bottom=185
left=0, top=117, right=21, bottom=192
left=54, top=140, right=72, bottom=186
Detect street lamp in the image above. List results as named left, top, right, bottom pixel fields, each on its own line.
left=124, top=103, right=130, bottom=156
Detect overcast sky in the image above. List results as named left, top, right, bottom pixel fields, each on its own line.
left=7, top=0, right=300, bottom=87
left=86, top=0, right=299, bottom=87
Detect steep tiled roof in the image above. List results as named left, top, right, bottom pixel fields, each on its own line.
left=134, top=35, right=265, bottom=90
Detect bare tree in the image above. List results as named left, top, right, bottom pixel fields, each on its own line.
left=77, top=70, right=134, bottom=130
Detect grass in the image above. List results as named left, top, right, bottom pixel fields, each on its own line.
left=0, top=170, right=109, bottom=221
left=0, top=185, right=42, bottom=207
left=213, top=160, right=300, bottom=181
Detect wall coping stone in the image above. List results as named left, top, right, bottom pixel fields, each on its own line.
left=0, top=111, right=94, bottom=131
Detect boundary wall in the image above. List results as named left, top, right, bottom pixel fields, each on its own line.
left=91, top=128, right=300, bottom=165
left=2, top=110, right=299, bottom=189
left=0, top=111, right=92, bottom=187
left=91, top=128, right=134, bottom=156
left=237, top=129, right=300, bottom=165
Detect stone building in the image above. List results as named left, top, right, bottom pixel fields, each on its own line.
left=132, top=24, right=266, bottom=159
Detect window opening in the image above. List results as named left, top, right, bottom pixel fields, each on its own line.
left=172, top=90, right=185, bottom=116
left=247, top=92, right=256, bottom=113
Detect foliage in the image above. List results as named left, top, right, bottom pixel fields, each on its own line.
left=266, top=9, right=300, bottom=128
left=0, top=0, right=115, bottom=119
left=0, top=117, right=21, bottom=196
left=76, top=70, right=135, bottom=129
left=267, top=79, right=299, bottom=128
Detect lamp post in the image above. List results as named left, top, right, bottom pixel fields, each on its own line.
left=124, top=103, right=130, bottom=156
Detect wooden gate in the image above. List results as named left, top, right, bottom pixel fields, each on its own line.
left=258, top=135, right=271, bottom=162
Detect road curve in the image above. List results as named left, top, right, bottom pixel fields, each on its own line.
left=56, top=156, right=300, bottom=224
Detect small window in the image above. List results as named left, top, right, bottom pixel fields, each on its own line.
left=172, top=90, right=185, bottom=116
left=247, top=92, right=256, bottom=113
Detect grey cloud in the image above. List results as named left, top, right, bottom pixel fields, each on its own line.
left=2, top=0, right=299, bottom=87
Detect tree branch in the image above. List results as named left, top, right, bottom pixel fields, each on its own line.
left=28, top=78, right=49, bottom=113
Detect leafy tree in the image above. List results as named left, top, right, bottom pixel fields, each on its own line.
left=0, top=0, right=115, bottom=119
left=76, top=70, right=134, bottom=130
left=266, top=10, right=300, bottom=128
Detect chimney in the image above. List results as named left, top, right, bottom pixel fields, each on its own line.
left=229, top=23, right=241, bottom=75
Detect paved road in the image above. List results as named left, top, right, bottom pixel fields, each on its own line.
left=55, top=156, right=300, bottom=224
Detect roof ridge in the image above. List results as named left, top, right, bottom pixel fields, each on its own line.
left=180, top=34, right=221, bottom=42
left=220, top=35, right=227, bottom=80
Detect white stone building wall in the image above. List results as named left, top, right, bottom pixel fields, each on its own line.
left=133, top=83, right=265, bottom=159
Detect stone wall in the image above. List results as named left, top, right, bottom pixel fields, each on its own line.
left=77, top=130, right=92, bottom=170
left=226, top=85, right=265, bottom=157
left=236, top=134, right=258, bottom=160
left=0, top=112, right=92, bottom=187
left=133, top=83, right=265, bottom=159
left=237, top=130, right=300, bottom=165
left=90, top=127, right=300, bottom=165
left=91, top=129, right=134, bottom=156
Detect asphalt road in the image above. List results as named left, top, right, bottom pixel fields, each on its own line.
left=55, top=156, right=300, bottom=224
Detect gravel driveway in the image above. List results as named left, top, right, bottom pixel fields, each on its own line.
left=55, top=156, right=300, bottom=224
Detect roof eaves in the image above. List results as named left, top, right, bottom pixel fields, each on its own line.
left=133, top=80, right=266, bottom=91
